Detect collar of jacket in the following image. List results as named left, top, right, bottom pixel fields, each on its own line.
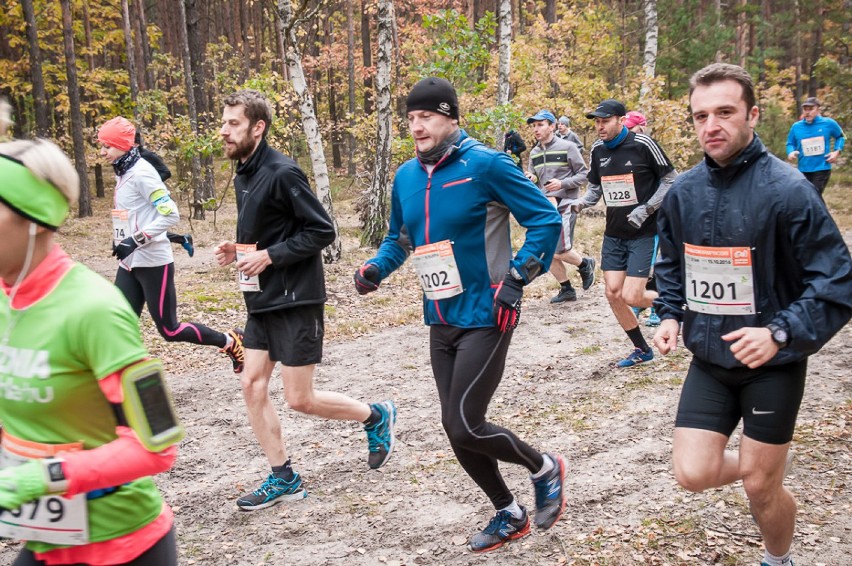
left=236, top=137, right=270, bottom=176
left=705, top=133, right=766, bottom=185
left=418, top=129, right=477, bottom=171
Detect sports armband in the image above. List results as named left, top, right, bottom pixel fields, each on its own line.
left=118, top=359, right=185, bottom=452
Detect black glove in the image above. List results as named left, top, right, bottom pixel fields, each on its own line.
left=112, top=236, right=139, bottom=260
left=354, top=264, right=381, bottom=295
left=493, top=273, right=524, bottom=332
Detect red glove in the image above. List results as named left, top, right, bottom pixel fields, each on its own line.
left=493, top=273, right=524, bottom=332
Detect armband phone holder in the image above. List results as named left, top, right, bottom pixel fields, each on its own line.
left=120, top=359, right=185, bottom=452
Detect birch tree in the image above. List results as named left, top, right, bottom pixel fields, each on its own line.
left=496, top=0, right=511, bottom=106
left=276, top=0, right=341, bottom=262
left=639, top=0, right=658, bottom=107
left=361, top=0, right=394, bottom=247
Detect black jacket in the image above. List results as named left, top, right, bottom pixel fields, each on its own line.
left=655, top=135, right=852, bottom=369
left=503, top=130, right=526, bottom=157
left=235, top=139, right=335, bottom=313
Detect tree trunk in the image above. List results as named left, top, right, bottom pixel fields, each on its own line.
left=325, top=16, right=342, bottom=169
left=346, top=0, right=356, bottom=175
left=807, top=0, right=823, bottom=96
left=361, top=0, right=373, bottom=115
left=639, top=0, right=658, bottom=107
left=545, top=0, right=556, bottom=24
left=120, top=0, right=139, bottom=120
left=94, top=163, right=104, bottom=198
left=362, top=0, right=393, bottom=248
left=496, top=0, right=511, bottom=106
left=185, top=0, right=216, bottom=217
left=135, top=0, right=155, bottom=91
left=277, top=0, right=342, bottom=263
left=59, top=0, right=92, bottom=217
left=21, top=0, right=50, bottom=136
left=176, top=0, right=205, bottom=220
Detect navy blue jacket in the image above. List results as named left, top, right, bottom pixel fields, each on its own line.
left=654, top=135, right=852, bottom=368
left=368, top=130, right=561, bottom=328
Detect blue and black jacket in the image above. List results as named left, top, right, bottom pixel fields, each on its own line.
left=367, top=130, right=561, bottom=328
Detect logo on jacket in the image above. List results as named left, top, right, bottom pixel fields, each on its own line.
left=625, top=160, right=633, bottom=166
left=600, top=157, right=612, bottom=168
left=459, top=158, right=469, bottom=167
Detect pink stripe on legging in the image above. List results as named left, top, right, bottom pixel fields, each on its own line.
left=159, top=264, right=202, bottom=342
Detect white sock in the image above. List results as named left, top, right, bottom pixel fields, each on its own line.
left=224, top=333, right=234, bottom=348
left=531, top=454, right=553, bottom=479
left=762, top=549, right=793, bottom=566
left=499, top=499, right=524, bottom=520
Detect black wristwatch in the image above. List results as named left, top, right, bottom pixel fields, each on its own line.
left=766, top=323, right=789, bottom=349
left=43, top=457, right=70, bottom=494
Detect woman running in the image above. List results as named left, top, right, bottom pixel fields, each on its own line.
left=0, top=138, right=181, bottom=565
left=98, top=116, right=244, bottom=373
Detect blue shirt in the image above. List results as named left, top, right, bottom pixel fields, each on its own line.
left=785, top=115, right=845, bottom=173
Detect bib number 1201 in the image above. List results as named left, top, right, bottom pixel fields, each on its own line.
left=690, top=280, right=738, bottom=301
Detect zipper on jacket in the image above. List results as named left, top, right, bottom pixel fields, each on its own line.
left=420, top=152, right=452, bottom=325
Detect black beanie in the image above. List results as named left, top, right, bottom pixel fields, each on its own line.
left=406, top=77, right=459, bottom=120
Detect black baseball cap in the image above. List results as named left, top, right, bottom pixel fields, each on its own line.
left=802, top=97, right=821, bottom=107
left=586, top=99, right=627, bottom=119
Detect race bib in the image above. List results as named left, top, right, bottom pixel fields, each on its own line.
left=684, top=244, right=755, bottom=315
left=601, top=174, right=639, bottom=207
left=800, top=136, right=825, bottom=157
left=411, top=240, right=463, bottom=300
left=0, top=435, right=89, bottom=546
left=235, top=244, right=261, bottom=292
left=111, top=209, right=130, bottom=245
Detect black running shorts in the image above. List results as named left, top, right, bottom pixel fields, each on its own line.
left=243, top=304, right=324, bottom=366
left=601, top=234, right=656, bottom=277
left=675, top=356, right=806, bottom=445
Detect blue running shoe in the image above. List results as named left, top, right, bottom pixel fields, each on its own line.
left=531, top=453, right=566, bottom=529
left=467, top=507, right=530, bottom=552
left=645, top=308, right=661, bottom=327
left=616, top=347, right=654, bottom=367
left=236, top=472, right=307, bottom=511
left=181, top=234, right=194, bottom=257
left=364, top=400, right=396, bottom=469
left=632, top=306, right=645, bottom=319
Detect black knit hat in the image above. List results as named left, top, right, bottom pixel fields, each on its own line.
left=406, top=77, right=459, bottom=120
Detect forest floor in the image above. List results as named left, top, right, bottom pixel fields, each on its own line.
left=1, top=181, right=849, bottom=566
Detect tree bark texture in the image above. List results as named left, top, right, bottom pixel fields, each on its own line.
left=497, top=0, right=511, bottom=106
left=21, top=0, right=50, bottom=136
left=639, top=0, right=658, bottom=106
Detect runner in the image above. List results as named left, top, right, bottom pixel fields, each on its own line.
left=215, top=89, right=396, bottom=511
left=526, top=109, right=596, bottom=303
left=785, top=96, right=845, bottom=196
left=623, top=110, right=661, bottom=328
left=653, top=62, right=852, bottom=566
left=0, top=138, right=181, bottom=565
left=556, top=115, right=584, bottom=152
left=354, top=77, right=566, bottom=552
left=571, top=99, right=677, bottom=366
left=98, top=116, right=244, bottom=373
left=503, top=128, right=526, bottom=169
left=134, top=131, right=194, bottom=257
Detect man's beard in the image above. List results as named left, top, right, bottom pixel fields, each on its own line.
left=225, top=136, right=257, bottom=161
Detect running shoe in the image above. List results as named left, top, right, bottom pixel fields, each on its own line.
left=236, top=472, right=307, bottom=511
left=645, top=308, right=661, bottom=327
left=616, top=347, right=654, bottom=367
left=579, top=257, right=596, bottom=290
left=221, top=328, right=245, bottom=374
left=550, top=286, right=577, bottom=303
left=467, top=507, right=530, bottom=552
left=181, top=234, right=194, bottom=257
left=531, top=453, right=566, bottom=530
left=364, top=400, right=397, bottom=469
left=632, top=306, right=645, bottom=319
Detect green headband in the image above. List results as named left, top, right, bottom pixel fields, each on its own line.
left=0, top=153, right=69, bottom=229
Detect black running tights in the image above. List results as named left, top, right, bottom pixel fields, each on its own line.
left=430, top=325, right=544, bottom=510
left=13, top=526, right=178, bottom=566
left=115, top=263, right=226, bottom=347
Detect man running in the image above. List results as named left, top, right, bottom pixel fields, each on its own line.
left=98, top=117, right=244, bottom=373
left=653, top=62, right=852, bottom=566
left=785, top=96, right=845, bottom=196
left=556, top=116, right=584, bottom=152
left=215, top=89, right=395, bottom=511
left=526, top=109, right=596, bottom=303
left=571, top=99, right=677, bottom=366
left=354, top=78, right=566, bottom=552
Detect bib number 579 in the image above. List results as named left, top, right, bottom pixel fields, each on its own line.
left=1, top=496, right=66, bottom=523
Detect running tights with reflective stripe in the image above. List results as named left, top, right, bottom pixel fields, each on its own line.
left=115, top=263, right=226, bottom=347
left=13, top=526, right=177, bottom=566
left=430, top=325, right=545, bottom=510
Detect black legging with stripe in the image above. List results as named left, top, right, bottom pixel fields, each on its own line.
left=115, top=263, right=226, bottom=347
left=430, top=325, right=545, bottom=510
